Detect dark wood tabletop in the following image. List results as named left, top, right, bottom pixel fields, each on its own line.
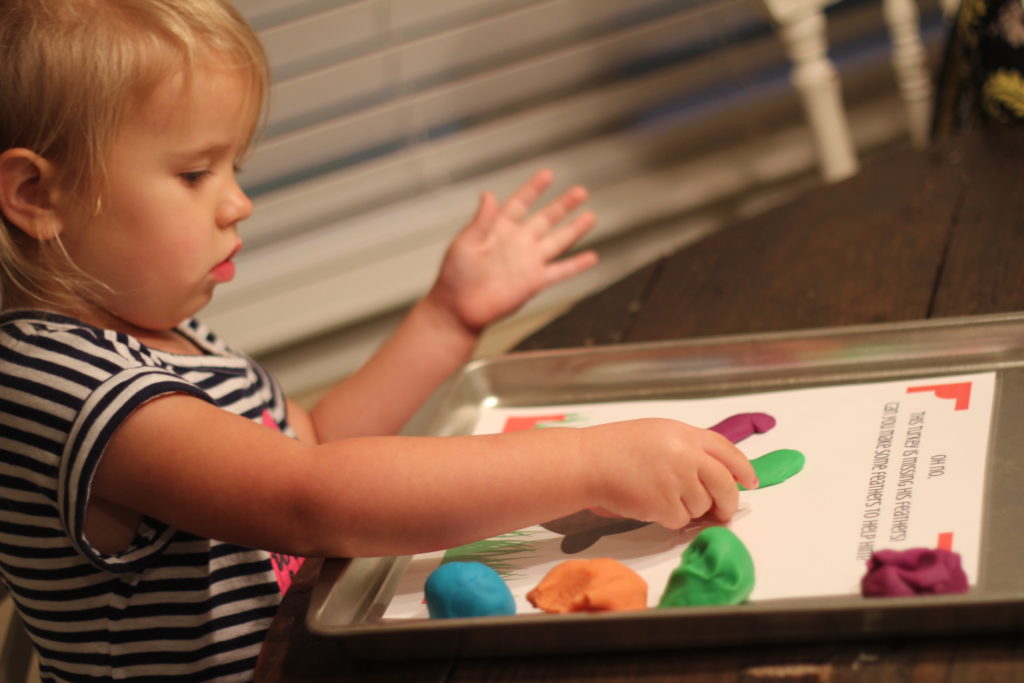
left=255, top=126, right=1024, bottom=682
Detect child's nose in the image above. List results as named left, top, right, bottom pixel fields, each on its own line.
left=218, top=179, right=253, bottom=228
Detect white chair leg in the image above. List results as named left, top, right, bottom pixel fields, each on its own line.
left=883, top=0, right=934, bottom=146
left=776, top=7, right=860, bottom=181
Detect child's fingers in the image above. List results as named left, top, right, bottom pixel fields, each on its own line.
left=678, top=475, right=714, bottom=521
left=531, top=185, right=588, bottom=233
left=465, top=192, right=498, bottom=234
left=541, top=250, right=598, bottom=288
left=700, top=460, right=742, bottom=522
left=653, top=494, right=693, bottom=530
left=501, top=169, right=554, bottom=222
left=701, top=430, right=758, bottom=490
left=541, top=211, right=596, bottom=259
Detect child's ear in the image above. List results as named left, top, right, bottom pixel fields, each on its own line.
left=0, top=148, right=66, bottom=240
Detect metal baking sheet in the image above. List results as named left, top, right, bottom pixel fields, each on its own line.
left=307, top=313, right=1024, bottom=659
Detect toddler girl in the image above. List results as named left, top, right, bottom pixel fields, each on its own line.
left=0, top=1, right=756, bottom=680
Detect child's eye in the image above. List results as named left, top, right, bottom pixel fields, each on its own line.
left=180, top=170, right=209, bottom=186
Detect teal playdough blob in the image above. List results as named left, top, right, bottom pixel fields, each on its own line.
left=658, top=526, right=755, bottom=607
left=424, top=561, right=516, bottom=619
left=738, top=448, right=805, bottom=490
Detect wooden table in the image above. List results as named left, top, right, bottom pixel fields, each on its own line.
left=256, top=126, right=1024, bottom=681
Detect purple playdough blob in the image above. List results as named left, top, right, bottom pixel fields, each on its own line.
left=861, top=548, right=968, bottom=597
left=707, top=413, right=776, bottom=444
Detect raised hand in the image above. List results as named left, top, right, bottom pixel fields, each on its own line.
left=428, top=169, right=598, bottom=332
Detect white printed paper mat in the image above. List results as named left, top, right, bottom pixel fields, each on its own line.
left=384, top=372, right=996, bottom=618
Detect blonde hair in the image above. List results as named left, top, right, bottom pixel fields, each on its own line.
left=0, top=0, right=268, bottom=310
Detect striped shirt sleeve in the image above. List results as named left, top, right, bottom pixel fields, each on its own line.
left=59, top=366, right=213, bottom=572
left=1, top=314, right=284, bottom=681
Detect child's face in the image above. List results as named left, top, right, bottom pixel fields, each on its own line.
left=60, top=64, right=254, bottom=334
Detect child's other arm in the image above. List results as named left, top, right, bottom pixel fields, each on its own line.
left=309, top=169, right=598, bottom=442
left=90, top=394, right=755, bottom=558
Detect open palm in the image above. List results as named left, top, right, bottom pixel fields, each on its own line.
left=431, top=169, right=599, bottom=332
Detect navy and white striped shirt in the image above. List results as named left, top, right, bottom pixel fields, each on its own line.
left=0, top=311, right=294, bottom=681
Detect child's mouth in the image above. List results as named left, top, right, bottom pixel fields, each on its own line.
left=210, top=259, right=236, bottom=282
left=211, top=244, right=241, bottom=282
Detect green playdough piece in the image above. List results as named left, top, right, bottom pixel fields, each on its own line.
left=658, top=526, right=755, bottom=608
left=738, top=448, right=805, bottom=490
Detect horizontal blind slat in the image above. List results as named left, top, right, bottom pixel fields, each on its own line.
left=244, top=1, right=759, bottom=193
left=262, top=0, right=682, bottom=136
left=239, top=0, right=347, bottom=31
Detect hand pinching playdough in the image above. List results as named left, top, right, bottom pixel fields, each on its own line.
left=542, top=413, right=777, bottom=553
left=658, top=526, right=755, bottom=607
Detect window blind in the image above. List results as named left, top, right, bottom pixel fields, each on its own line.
left=213, top=0, right=946, bottom=398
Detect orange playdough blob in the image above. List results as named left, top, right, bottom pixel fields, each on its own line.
left=527, top=558, right=647, bottom=613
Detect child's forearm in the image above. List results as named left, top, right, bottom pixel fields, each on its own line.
left=287, top=428, right=590, bottom=557
left=97, top=396, right=754, bottom=561
left=281, top=417, right=754, bottom=558
left=309, top=295, right=477, bottom=442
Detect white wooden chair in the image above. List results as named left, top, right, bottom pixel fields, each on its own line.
left=761, top=0, right=958, bottom=182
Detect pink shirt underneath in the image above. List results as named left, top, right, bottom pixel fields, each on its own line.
left=262, top=409, right=305, bottom=594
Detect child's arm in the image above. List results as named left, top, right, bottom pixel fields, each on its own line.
left=92, top=394, right=756, bottom=558
left=309, top=169, right=597, bottom=442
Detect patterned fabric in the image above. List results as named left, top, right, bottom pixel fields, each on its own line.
left=0, top=311, right=295, bottom=681
left=934, top=0, right=1024, bottom=136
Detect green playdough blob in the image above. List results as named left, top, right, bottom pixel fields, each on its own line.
left=658, top=526, right=755, bottom=608
left=738, top=448, right=805, bottom=491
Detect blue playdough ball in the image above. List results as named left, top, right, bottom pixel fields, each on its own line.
left=424, top=561, right=516, bottom=619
